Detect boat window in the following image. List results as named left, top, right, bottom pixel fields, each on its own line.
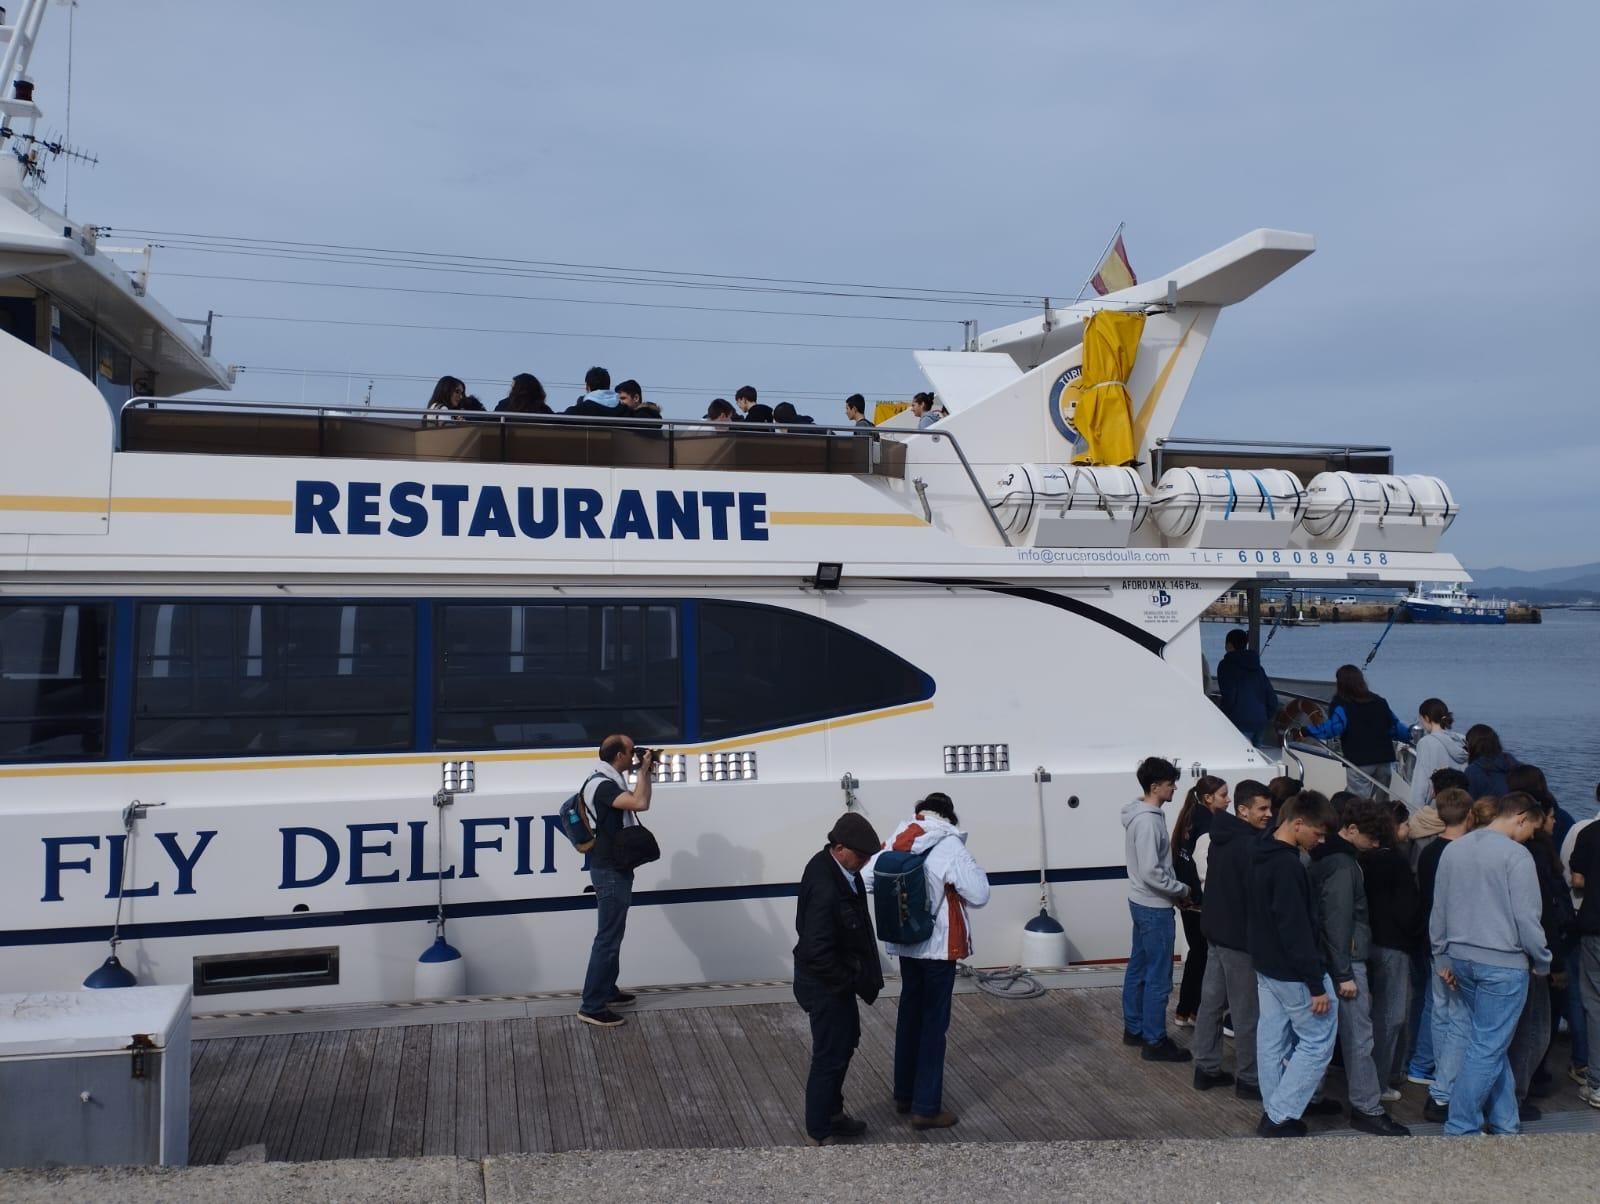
left=435, top=603, right=681, bottom=749
left=131, top=602, right=413, bottom=757
left=697, top=602, right=933, bottom=739
left=49, top=304, right=93, bottom=378
left=0, top=602, right=110, bottom=762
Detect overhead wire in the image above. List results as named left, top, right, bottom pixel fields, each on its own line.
left=213, top=312, right=931, bottom=352
left=106, top=227, right=1055, bottom=305
left=157, top=272, right=964, bottom=325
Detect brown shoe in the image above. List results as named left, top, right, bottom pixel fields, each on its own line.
left=911, top=1110, right=959, bottom=1130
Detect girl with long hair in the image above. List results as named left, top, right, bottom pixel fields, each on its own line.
left=1302, top=664, right=1411, bottom=799
left=1172, top=775, right=1229, bottom=1026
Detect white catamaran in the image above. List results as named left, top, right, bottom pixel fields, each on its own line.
left=0, top=1, right=1458, bottom=1011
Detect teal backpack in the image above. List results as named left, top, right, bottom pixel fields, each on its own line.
left=872, top=849, right=936, bottom=944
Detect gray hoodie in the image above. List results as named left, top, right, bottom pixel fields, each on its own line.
left=1410, top=728, right=1468, bottom=810
left=1121, top=799, right=1190, bottom=909
left=1431, top=828, right=1550, bottom=974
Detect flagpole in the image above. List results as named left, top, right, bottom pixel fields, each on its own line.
left=1072, top=221, right=1124, bottom=305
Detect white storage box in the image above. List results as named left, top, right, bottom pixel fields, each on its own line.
left=1150, top=466, right=1306, bottom=548
left=989, top=463, right=1148, bottom=548
left=0, top=985, right=191, bottom=1168
left=1299, top=471, right=1456, bottom=553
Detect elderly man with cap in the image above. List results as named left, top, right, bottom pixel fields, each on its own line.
left=794, top=812, right=884, bottom=1145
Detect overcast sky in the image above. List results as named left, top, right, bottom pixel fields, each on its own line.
left=26, top=1, right=1597, bottom=569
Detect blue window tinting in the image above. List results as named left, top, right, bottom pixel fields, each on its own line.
left=697, top=601, right=932, bottom=738
left=0, top=602, right=110, bottom=762
left=435, top=602, right=680, bottom=750
left=132, top=602, right=413, bottom=757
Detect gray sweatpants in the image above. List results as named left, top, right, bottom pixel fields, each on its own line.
left=1325, top=960, right=1383, bottom=1116
left=1367, top=944, right=1412, bottom=1085
left=1580, top=937, right=1600, bottom=1092
left=1194, top=943, right=1258, bottom=1086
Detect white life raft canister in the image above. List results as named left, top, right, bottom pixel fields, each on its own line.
left=1150, top=467, right=1306, bottom=548
left=1300, top=472, right=1456, bottom=553
left=988, top=464, right=1149, bottom=548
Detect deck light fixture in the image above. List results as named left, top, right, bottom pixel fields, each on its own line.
left=812, top=562, right=843, bottom=591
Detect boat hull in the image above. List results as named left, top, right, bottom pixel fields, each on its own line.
left=1402, top=602, right=1506, bottom=625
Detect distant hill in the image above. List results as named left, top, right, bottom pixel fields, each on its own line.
left=1470, top=562, right=1600, bottom=593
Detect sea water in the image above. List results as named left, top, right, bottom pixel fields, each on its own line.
left=1202, top=608, right=1600, bottom=819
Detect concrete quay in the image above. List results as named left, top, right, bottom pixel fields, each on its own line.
left=5, top=1134, right=1599, bottom=1204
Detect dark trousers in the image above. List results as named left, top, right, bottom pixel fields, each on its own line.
left=895, top=957, right=957, bottom=1117
left=580, top=865, right=633, bottom=1015
left=802, top=990, right=861, bottom=1139
left=1177, top=910, right=1208, bottom=1017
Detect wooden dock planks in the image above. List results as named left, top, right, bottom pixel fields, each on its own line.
left=186, top=984, right=1598, bottom=1163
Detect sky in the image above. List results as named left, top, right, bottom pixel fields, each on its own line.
left=22, top=1, right=1599, bottom=569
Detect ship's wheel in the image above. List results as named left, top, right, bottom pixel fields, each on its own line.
left=1276, top=696, right=1327, bottom=736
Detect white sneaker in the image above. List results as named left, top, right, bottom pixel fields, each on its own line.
left=1406, top=1072, right=1434, bottom=1086
left=1379, top=1087, right=1401, bottom=1103
left=1174, top=1015, right=1195, bottom=1028
left=1222, top=1026, right=1235, bottom=1039
left=1579, top=1084, right=1600, bottom=1110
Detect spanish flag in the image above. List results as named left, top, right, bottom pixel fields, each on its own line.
left=1090, top=234, right=1137, bottom=296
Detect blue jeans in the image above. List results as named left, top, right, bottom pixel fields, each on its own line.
left=580, top=864, right=634, bottom=1014
left=1257, top=973, right=1339, bottom=1125
left=1122, top=901, right=1176, bottom=1044
left=1406, top=947, right=1434, bottom=1078
left=1443, top=959, right=1529, bottom=1136
left=895, top=957, right=957, bottom=1117
left=1565, top=936, right=1590, bottom=1070
left=1428, top=954, right=1469, bottom=1105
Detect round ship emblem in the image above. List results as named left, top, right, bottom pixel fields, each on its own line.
left=1048, top=366, right=1088, bottom=456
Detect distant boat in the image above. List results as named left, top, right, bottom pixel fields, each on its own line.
left=1402, top=585, right=1508, bottom=625
left=1571, top=600, right=1600, bottom=613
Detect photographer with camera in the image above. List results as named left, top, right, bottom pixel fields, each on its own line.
left=578, top=734, right=659, bottom=1028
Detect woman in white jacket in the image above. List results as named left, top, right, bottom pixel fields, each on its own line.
left=1409, top=698, right=1468, bottom=811
left=862, top=792, right=990, bottom=1131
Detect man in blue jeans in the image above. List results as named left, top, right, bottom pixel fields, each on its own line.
left=577, top=735, right=656, bottom=1028
left=1121, top=757, right=1193, bottom=1062
left=1247, top=792, right=1340, bottom=1137
left=1431, top=791, right=1550, bottom=1135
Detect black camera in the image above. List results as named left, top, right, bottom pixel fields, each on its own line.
left=633, top=748, right=665, bottom=767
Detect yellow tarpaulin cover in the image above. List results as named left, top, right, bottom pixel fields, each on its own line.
left=1067, top=310, right=1145, bottom=466
left=873, top=400, right=912, bottom=425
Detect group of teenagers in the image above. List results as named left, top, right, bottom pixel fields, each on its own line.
left=1123, top=692, right=1600, bottom=1140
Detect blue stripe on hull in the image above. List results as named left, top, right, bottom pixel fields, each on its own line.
left=1402, top=604, right=1506, bottom=625
left=0, top=865, right=1127, bottom=948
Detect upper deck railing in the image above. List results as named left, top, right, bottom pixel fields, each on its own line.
left=1152, top=436, right=1394, bottom=479
left=118, top=398, right=1014, bottom=545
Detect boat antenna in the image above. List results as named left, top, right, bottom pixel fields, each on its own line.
left=1363, top=604, right=1400, bottom=669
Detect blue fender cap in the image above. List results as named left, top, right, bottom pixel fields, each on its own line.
left=1023, top=909, right=1065, bottom=934
left=418, top=935, right=463, bottom=964
left=83, top=955, right=138, bottom=989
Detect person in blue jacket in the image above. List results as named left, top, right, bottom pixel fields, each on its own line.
left=1300, top=665, right=1411, bottom=799
left=1216, top=629, right=1280, bottom=745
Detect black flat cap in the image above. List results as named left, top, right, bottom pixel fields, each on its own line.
left=827, top=812, right=882, bottom=857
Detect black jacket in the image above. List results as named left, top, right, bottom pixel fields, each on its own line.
left=1336, top=693, right=1400, bottom=767
left=1247, top=835, right=1328, bottom=994
left=793, top=847, right=883, bottom=1009
left=1361, top=845, right=1423, bottom=953
left=1216, top=648, right=1279, bottom=736
left=1529, top=834, right=1574, bottom=970
left=1200, top=810, right=1260, bottom=951
left=1310, top=832, right=1370, bottom=984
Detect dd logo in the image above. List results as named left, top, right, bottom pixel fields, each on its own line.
left=1149, top=589, right=1172, bottom=607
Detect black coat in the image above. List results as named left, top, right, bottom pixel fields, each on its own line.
left=1247, top=835, right=1328, bottom=994
left=1361, top=845, right=1423, bottom=953
left=793, top=847, right=883, bottom=1009
left=1199, top=810, right=1260, bottom=951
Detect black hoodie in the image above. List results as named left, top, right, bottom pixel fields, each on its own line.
left=1247, top=834, right=1328, bottom=995
left=1360, top=845, right=1423, bottom=953
left=1200, top=809, right=1263, bottom=951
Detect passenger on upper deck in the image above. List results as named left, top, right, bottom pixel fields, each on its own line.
left=425, top=375, right=467, bottom=420
left=845, top=394, right=872, bottom=428
left=703, top=398, right=736, bottom=424
left=565, top=366, right=621, bottom=416
left=744, top=403, right=775, bottom=423
left=495, top=373, right=552, bottom=414
left=734, top=385, right=759, bottom=419
left=911, top=392, right=939, bottom=429
left=615, top=379, right=644, bottom=413
left=772, top=402, right=814, bottom=427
